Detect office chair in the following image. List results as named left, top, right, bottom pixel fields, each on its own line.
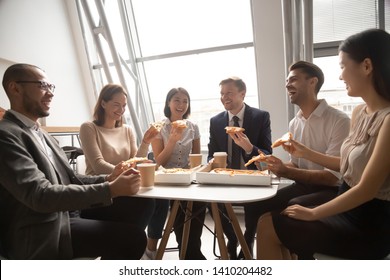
left=62, top=146, right=84, bottom=172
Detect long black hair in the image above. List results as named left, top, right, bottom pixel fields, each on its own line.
left=339, top=28, right=390, bottom=101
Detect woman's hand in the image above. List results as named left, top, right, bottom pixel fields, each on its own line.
left=142, top=126, right=159, bottom=144
left=281, top=204, right=317, bottom=221
left=106, top=161, right=127, bottom=182
left=168, top=126, right=184, bottom=143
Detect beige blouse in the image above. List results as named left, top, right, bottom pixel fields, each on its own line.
left=79, top=122, right=149, bottom=175
left=340, top=105, right=390, bottom=200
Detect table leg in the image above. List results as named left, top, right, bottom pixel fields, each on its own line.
left=225, top=203, right=252, bottom=259
left=210, top=203, right=229, bottom=259
left=179, top=201, right=193, bottom=260
left=155, top=200, right=180, bottom=260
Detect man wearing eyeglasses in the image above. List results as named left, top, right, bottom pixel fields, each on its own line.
left=0, top=63, right=146, bottom=259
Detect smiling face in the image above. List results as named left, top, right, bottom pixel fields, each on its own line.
left=11, top=67, right=53, bottom=122
left=101, top=92, right=127, bottom=124
left=285, top=69, right=317, bottom=106
left=220, top=81, right=245, bottom=114
left=338, top=51, right=370, bottom=98
left=168, top=91, right=189, bottom=121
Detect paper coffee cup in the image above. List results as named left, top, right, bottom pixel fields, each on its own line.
left=189, top=154, right=202, bottom=168
left=137, top=163, right=156, bottom=187
left=213, top=152, right=227, bottom=169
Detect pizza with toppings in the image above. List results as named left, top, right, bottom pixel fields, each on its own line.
left=123, top=157, right=148, bottom=168
left=244, top=152, right=271, bottom=167
left=225, top=126, right=245, bottom=134
left=212, top=168, right=268, bottom=176
left=162, top=168, right=191, bottom=174
left=172, top=120, right=187, bottom=129
left=150, top=121, right=165, bottom=132
left=272, top=132, right=293, bottom=148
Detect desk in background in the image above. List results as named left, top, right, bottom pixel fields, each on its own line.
left=135, top=183, right=279, bottom=260
left=41, top=126, right=81, bottom=146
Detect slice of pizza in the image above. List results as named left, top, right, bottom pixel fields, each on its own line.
left=271, top=132, right=293, bottom=148
left=244, top=151, right=271, bottom=167
left=123, top=157, right=148, bottom=168
left=225, top=126, right=245, bottom=134
left=172, top=120, right=187, bottom=129
left=150, top=121, right=165, bottom=132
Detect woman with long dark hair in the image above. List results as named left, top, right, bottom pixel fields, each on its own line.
left=142, top=87, right=206, bottom=260
left=79, top=84, right=158, bottom=234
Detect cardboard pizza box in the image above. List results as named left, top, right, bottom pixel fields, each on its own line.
left=195, top=164, right=272, bottom=186
left=154, top=166, right=202, bottom=185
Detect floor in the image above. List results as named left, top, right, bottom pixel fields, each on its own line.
left=158, top=207, right=256, bottom=260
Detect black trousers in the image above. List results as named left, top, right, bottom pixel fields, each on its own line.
left=273, top=182, right=390, bottom=259
left=73, top=196, right=155, bottom=259
left=80, top=197, right=155, bottom=230
left=173, top=201, right=207, bottom=260
left=243, top=182, right=338, bottom=252
left=70, top=216, right=146, bottom=260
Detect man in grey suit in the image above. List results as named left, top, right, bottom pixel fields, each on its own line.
left=0, top=63, right=146, bottom=259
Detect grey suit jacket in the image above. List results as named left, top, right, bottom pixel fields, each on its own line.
left=0, top=112, right=112, bottom=259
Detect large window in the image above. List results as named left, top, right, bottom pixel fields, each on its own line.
left=78, top=0, right=256, bottom=149
left=131, top=0, right=254, bottom=56
left=387, top=1, right=390, bottom=31
left=313, top=0, right=379, bottom=43
left=314, top=56, right=363, bottom=118
left=77, top=0, right=388, bottom=143
left=131, top=0, right=256, bottom=149
left=313, top=0, right=387, bottom=117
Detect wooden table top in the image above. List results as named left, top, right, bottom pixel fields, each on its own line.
left=41, top=126, right=80, bottom=133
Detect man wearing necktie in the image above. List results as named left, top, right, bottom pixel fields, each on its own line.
left=0, top=63, right=146, bottom=259
left=207, top=77, right=272, bottom=259
left=230, top=115, right=242, bottom=169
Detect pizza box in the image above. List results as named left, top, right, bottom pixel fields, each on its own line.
left=195, top=164, right=272, bottom=186
left=154, top=166, right=201, bottom=186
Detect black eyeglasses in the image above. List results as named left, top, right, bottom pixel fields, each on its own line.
left=15, top=81, right=55, bottom=93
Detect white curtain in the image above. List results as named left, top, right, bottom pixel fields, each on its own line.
left=282, top=0, right=313, bottom=119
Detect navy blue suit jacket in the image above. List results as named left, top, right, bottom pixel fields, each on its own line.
left=207, top=104, right=272, bottom=169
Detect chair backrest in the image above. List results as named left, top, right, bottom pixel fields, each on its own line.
left=147, top=151, right=155, bottom=161
left=62, top=146, right=84, bottom=162
left=62, top=146, right=84, bottom=172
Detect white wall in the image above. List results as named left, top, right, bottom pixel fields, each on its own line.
left=251, top=0, right=290, bottom=161
left=0, top=58, right=14, bottom=109
left=0, top=0, right=95, bottom=126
